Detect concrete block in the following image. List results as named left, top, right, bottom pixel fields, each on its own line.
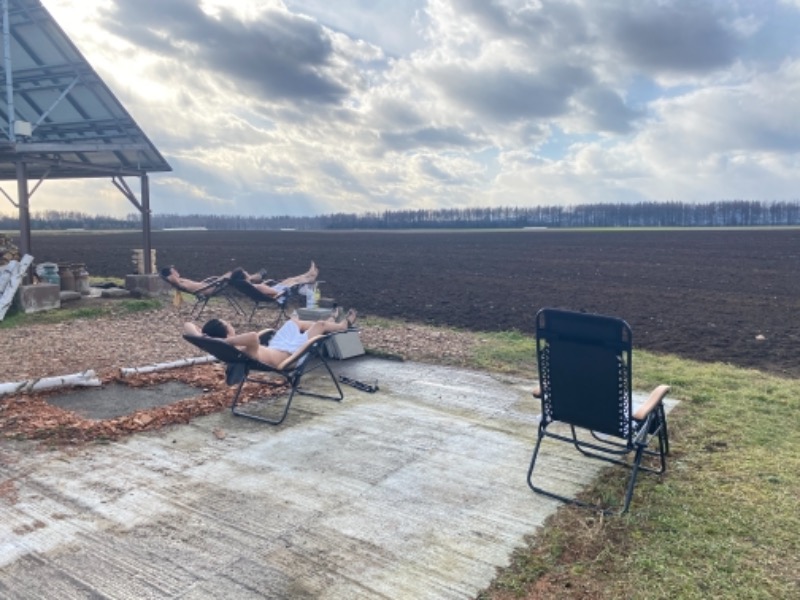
left=101, top=288, right=131, bottom=299
left=60, top=291, right=82, bottom=304
left=15, top=283, right=60, bottom=314
left=125, top=274, right=169, bottom=298
left=325, top=331, right=365, bottom=360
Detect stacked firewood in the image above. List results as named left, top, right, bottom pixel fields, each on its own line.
left=0, top=234, right=20, bottom=266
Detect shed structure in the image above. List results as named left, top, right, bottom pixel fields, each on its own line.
left=0, top=0, right=171, bottom=275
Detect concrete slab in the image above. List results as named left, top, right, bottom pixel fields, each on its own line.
left=0, top=357, right=677, bottom=599
left=47, top=381, right=201, bottom=420
left=14, top=283, right=60, bottom=314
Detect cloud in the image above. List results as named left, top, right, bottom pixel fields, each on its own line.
left=10, top=0, right=799, bottom=219
left=100, top=0, right=349, bottom=104
left=607, top=2, right=743, bottom=74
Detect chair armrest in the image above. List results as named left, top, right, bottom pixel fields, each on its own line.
left=632, top=384, right=670, bottom=421
left=257, top=329, right=276, bottom=344
left=276, top=334, right=327, bottom=371
left=532, top=385, right=542, bottom=398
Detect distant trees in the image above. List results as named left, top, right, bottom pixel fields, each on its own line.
left=0, top=200, right=798, bottom=231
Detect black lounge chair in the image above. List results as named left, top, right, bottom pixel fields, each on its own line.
left=160, top=272, right=242, bottom=319
left=183, top=330, right=343, bottom=425
left=527, top=308, right=670, bottom=514
left=228, top=277, right=305, bottom=326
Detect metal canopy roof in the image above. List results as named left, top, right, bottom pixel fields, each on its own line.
left=0, top=0, right=171, bottom=181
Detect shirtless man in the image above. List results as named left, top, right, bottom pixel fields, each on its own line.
left=160, top=265, right=264, bottom=293
left=183, top=307, right=356, bottom=368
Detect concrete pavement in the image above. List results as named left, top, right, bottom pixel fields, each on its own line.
left=0, top=356, right=674, bottom=599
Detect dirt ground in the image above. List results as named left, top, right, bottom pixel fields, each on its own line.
left=21, top=228, right=800, bottom=378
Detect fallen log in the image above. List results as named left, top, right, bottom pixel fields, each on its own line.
left=0, top=254, right=34, bottom=321
left=119, top=355, right=217, bottom=377
left=0, top=369, right=101, bottom=397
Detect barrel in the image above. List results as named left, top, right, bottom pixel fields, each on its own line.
left=58, top=263, right=75, bottom=292
left=72, top=263, right=91, bottom=295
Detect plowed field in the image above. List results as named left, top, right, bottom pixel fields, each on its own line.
left=22, top=228, right=800, bottom=378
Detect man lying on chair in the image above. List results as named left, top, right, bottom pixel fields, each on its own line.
left=229, top=261, right=319, bottom=299
left=183, top=307, right=356, bottom=368
left=161, top=265, right=266, bottom=293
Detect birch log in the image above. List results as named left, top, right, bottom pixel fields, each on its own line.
left=0, top=254, right=34, bottom=320
left=119, top=355, right=217, bottom=377
left=0, top=369, right=101, bottom=397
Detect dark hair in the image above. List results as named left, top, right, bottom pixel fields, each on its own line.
left=160, top=266, right=173, bottom=278
left=230, top=267, right=246, bottom=282
left=201, top=318, right=229, bottom=339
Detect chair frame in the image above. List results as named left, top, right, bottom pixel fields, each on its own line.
left=183, top=331, right=343, bottom=425
left=228, top=277, right=304, bottom=327
left=527, top=308, right=670, bottom=514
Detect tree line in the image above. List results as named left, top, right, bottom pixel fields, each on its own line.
left=1, top=200, right=799, bottom=231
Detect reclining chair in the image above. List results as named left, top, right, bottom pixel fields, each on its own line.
left=160, top=271, right=242, bottom=319
left=527, top=308, right=670, bottom=514
left=228, top=277, right=306, bottom=327
left=183, top=330, right=343, bottom=425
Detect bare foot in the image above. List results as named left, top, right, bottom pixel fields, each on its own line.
left=346, top=309, right=357, bottom=328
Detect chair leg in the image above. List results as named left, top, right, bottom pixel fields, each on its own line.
left=230, top=357, right=343, bottom=426
left=528, top=424, right=661, bottom=515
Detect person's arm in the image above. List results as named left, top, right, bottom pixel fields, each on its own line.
left=183, top=322, right=202, bottom=336
left=223, top=331, right=261, bottom=355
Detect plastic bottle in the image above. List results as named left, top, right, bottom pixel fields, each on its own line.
left=305, top=284, right=316, bottom=309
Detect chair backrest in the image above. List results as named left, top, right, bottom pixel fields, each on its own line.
left=535, top=308, right=633, bottom=439
left=183, top=333, right=255, bottom=365
left=229, top=278, right=276, bottom=303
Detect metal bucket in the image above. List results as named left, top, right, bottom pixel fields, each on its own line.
left=37, top=262, right=60, bottom=286
left=72, top=263, right=91, bottom=295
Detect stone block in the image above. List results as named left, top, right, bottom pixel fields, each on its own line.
left=60, top=291, right=82, bottom=303
left=125, top=274, right=169, bottom=298
left=101, top=288, right=131, bottom=299
left=15, top=283, right=60, bottom=314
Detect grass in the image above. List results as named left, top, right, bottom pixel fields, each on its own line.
left=0, top=298, right=161, bottom=329
left=472, top=344, right=800, bottom=599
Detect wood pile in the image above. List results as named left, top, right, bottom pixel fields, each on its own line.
left=0, top=234, right=20, bottom=265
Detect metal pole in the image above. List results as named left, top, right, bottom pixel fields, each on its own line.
left=16, top=160, right=31, bottom=282
left=3, top=0, right=14, bottom=142
left=141, top=173, right=152, bottom=274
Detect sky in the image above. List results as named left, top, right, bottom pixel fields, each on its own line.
left=9, top=0, right=800, bottom=218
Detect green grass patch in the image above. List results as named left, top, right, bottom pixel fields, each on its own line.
left=478, top=349, right=800, bottom=600
left=472, top=330, right=536, bottom=373
left=0, top=298, right=163, bottom=329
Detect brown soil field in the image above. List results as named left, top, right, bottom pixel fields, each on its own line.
left=19, top=228, right=800, bottom=378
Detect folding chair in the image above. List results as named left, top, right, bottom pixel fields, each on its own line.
left=183, top=331, right=343, bottom=425
left=228, top=277, right=305, bottom=327
left=160, top=272, right=242, bottom=319
left=527, top=308, right=670, bottom=514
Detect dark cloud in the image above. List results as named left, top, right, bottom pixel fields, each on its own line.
left=608, top=3, right=740, bottom=73
left=101, top=0, right=348, bottom=104
left=577, top=87, right=644, bottom=134
left=435, top=64, right=594, bottom=122
left=452, top=0, right=589, bottom=46
left=380, top=126, right=478, bottom=152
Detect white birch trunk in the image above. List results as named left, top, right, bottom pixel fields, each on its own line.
left=0, top=369, right=101, bottom=397
left=0, top=255, right=34, bottom=321
left=119, top=355, right=217, bottom=377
